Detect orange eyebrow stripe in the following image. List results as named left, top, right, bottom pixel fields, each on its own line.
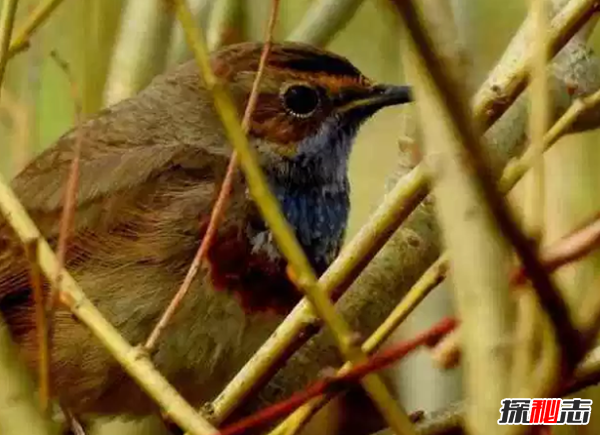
left=269, top=68, right=372, bottom=92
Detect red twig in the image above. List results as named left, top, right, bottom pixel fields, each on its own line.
left=217, top=317, right=458, bottom=435
left=36, top=51, right=83, bottom=411
left=513, top=213, right=600, bottom=285
left=23, top=240, right=50, bottom=411
left=48, top=51, right=82, bottom=309
left=144, top=0, right=281, bottom=351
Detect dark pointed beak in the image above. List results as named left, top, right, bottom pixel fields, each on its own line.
left=337, top=84, right=412, bottom=115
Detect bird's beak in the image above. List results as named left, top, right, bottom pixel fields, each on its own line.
left=338, top=84, right=412, bottom=114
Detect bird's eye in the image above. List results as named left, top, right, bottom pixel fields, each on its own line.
left=281, top=84, right=320, bottom=117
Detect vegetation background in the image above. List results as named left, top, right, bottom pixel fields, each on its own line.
left=1, top=1, right=600, bottom=434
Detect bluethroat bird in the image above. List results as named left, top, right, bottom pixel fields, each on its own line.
left=0, top=42, right=412, bottom=419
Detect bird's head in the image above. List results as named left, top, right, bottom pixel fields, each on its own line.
left=211, top=42, right=412, bottom=186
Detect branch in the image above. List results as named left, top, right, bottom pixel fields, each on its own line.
left=513, top=213, right=600, bottom=285
left=394, top=2, right=516, bottom=434
left=167, top=0, right=213, bottom=66
left=525, top=0, right=550, bottom=239
left=0, top=0, right=17, bottom=89
left=472, top=0, right=599, bottom=129
left=7, top=0, right=66, bottom=58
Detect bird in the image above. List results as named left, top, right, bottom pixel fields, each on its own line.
left=0, top=42, right=412, bottom=422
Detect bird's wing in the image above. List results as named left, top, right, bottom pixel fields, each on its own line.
left=0, top=91, right=234, bottom=301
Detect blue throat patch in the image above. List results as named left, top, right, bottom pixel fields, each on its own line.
left=273, top=181, right=349, bottom=274
left=249, top=115, right=363, bottom=275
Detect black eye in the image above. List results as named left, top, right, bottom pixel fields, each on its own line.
left=281, top=84, right=320, bottom=117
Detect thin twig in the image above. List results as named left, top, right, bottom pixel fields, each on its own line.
left=0, top=0, right=18, bottom=90
left=170, top=1, right=415, bottom=434
left=40, top=50, right=84, bottom=414
left=0, top=0, right=50, bottom=415
left=529, top=309, right=560, bottom=398
left=7, top=0, right=66, bottom=58
left=525, top=0, right=550, bottom=239
left=513, top=213, right=600, bottom=285
left=47, top=51, right=82, bottom=310
left=166, top=0, right=213, bottom=67
left=220, top=318, right=456, bottom=435
left=144, top=0, right=281, bottom=353
left=430, top=328, right=461, bottom=369
left=511, top=0, right=552, bottom=398
left=391, top=0, right=583, bottom=370
left=472, top=0, right=599, bottom=129
left=499, top=87, right=600, bottom=192
left=510, top=288, right=541, bottom=395
left=24, top=239, right=50, bottom=411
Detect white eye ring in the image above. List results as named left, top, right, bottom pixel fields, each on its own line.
left=280, top=83, right=320, bottom=118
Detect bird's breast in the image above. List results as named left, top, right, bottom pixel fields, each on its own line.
left=204, top=220, right=300, bottom=315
